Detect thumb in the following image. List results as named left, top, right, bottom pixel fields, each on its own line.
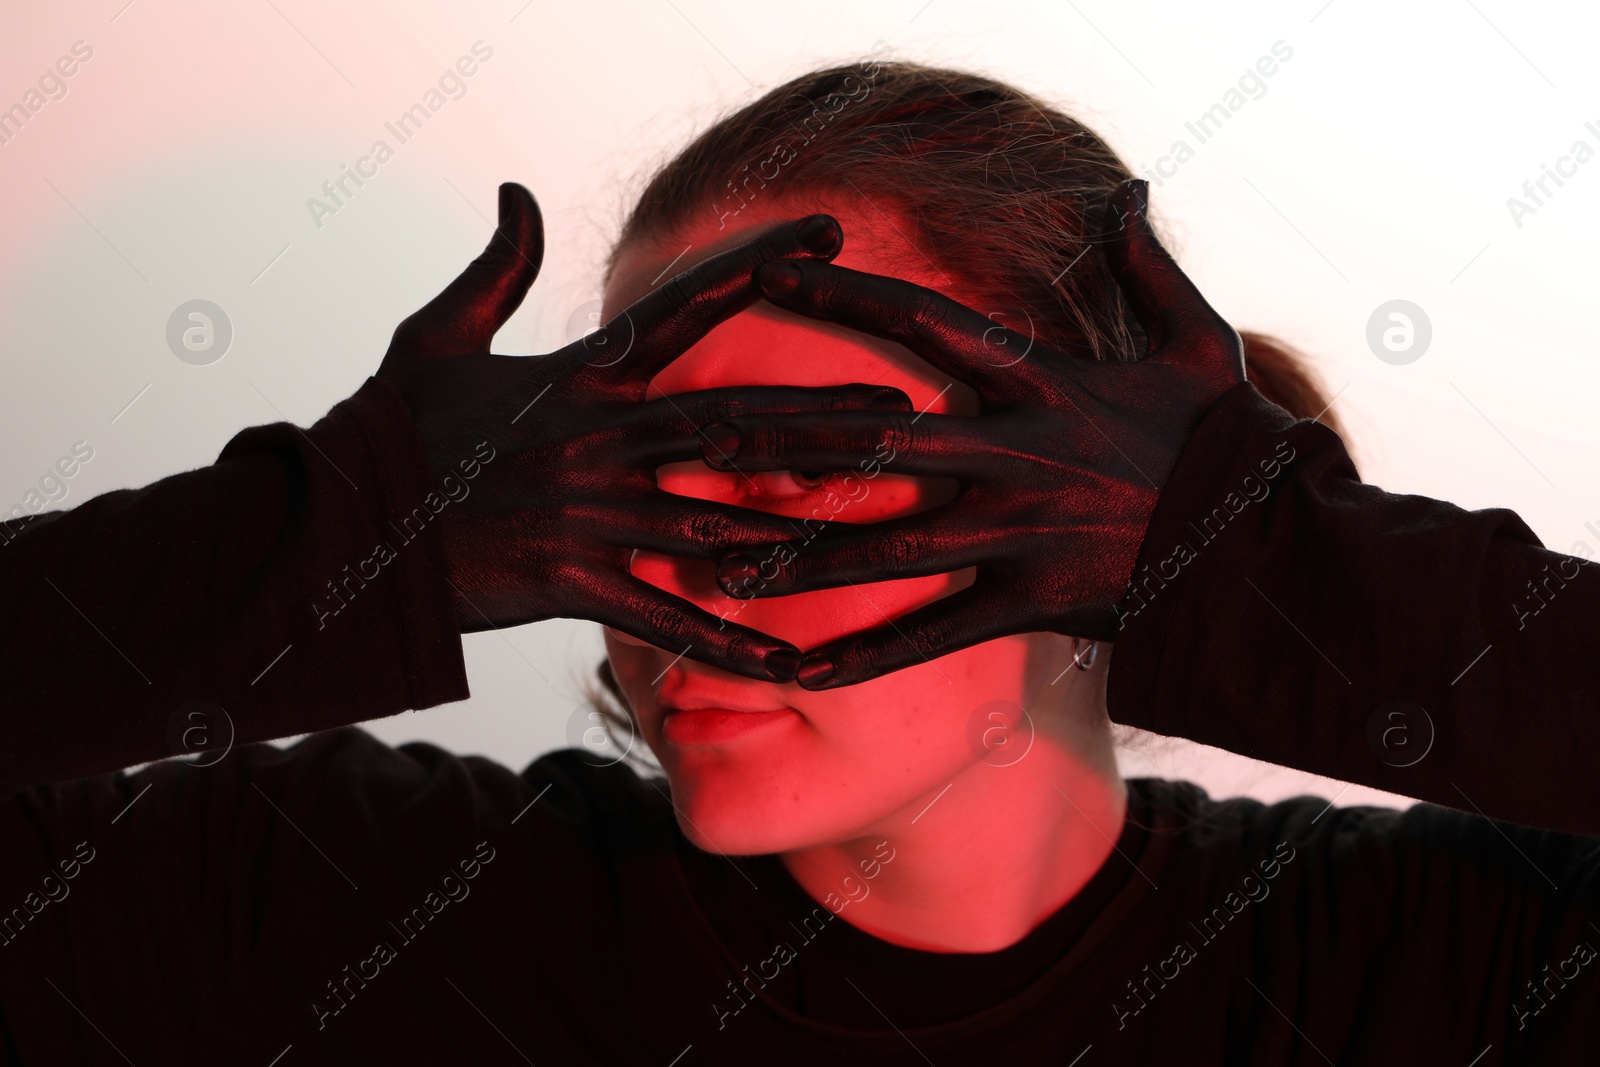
left=394, top=182, right=545, bottom=357
left=1100, top=178, right=1238, bottom=372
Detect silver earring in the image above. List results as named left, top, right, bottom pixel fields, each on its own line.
left=1072, top=637, right=1098, bottom=671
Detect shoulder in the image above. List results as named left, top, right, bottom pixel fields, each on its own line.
left=200, top=728, right=675, bottom=842
left=1133, top=776, right=1596, bottom=901
left=516, top=746, right=678, bottom=842
left=1129, top=775, right=1408, bottom=866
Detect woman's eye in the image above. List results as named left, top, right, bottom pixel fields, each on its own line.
left=750, top=469, right=835, bottom=498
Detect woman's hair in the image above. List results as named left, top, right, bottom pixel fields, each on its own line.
left=586, top=58, right=1349, bottom=773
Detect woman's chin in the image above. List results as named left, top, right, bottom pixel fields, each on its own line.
left=659, top=752, right=851, bottom=856
left=668, top=788, right=828, bottom=856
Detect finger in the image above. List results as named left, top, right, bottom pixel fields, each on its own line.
left=583, top=573, right=803, bottom=682
left=615, top=383, right=913, bottom=466
left=752, top=260, right=1083, bottom=403
left=589, top=494, right=856, bottom=558
left=791, top=584, right=1022, bottom=690
left=390, top=182, right=544, bottom=357
left=697, top=410, right=995, bottom=480
left=574, top=214, right=845, bottom=388
left=714, top=509, right=991, bottom=600
left=1099, top=178, right=1243, bottom=373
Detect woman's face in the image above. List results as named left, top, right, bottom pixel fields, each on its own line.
left=601, top=199, right=1073, bottom=855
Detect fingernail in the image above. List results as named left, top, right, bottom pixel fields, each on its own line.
left=869, top=387, right=912, bottom=410
left=798, top=656, right=835, bottom=687
left=701, top=421, right=740, bottom=466
left=764, top=648, right=801, bottom=681
left=717, top=554, right=762, bottom=597
left=758, top=260, right=803, bottom=296
left=796, top=214, right=842, bottom=254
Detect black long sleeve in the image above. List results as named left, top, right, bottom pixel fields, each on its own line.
left=1107, top=380, right=1600, bottom=834
left=4, top=375, right=1600, bottom=1064
left=0, top=374, right=469, bottom=793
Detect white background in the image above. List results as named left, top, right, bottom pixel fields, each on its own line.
left=2, top=0, right=1595, bottom=810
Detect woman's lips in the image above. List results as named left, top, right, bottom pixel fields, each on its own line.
left=661, top=706, right=797, bottom=746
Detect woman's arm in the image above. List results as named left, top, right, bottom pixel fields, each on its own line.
left=0, top=186, right=907, bottom=792
left=1106, top=378, right=1600, bottom=833
left=0, top=372, right=468, bottom=792
left=693, top=177, right=1600, bottom=833
left=0, top=187, right=921, bottom=1056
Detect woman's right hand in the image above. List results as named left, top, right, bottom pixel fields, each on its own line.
left=375, top=183, right=911, bottom=682
left=694, top=178, right=1247, bottom=687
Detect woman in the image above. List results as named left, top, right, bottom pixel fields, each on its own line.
left=1, top=59, right=1596, bottom=1065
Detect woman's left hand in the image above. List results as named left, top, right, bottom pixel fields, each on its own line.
left=699, top=178, right=1246, bottom=689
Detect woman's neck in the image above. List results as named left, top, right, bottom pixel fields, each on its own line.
left=779, top=678, right=1127, bottom=954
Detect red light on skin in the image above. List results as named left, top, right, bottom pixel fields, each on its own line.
left=592, top=200, right=1132, bottom=956
left=662, top=708, right=798, bottom=746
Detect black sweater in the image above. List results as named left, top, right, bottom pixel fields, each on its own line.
left=0, top=374, right=1596, bottom=1065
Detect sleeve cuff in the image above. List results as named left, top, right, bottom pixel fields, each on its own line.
left=1106, top=381, right=1325, bottom=728
left=336, top=374, right=471, bottom=713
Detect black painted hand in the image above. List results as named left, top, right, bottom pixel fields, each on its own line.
left=376, top=182, right=910, bottom=682
left=699, top=178, right=1246, bottom=688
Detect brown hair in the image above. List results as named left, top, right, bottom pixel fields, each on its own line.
left=588, top=58, right=1349, bottom=768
